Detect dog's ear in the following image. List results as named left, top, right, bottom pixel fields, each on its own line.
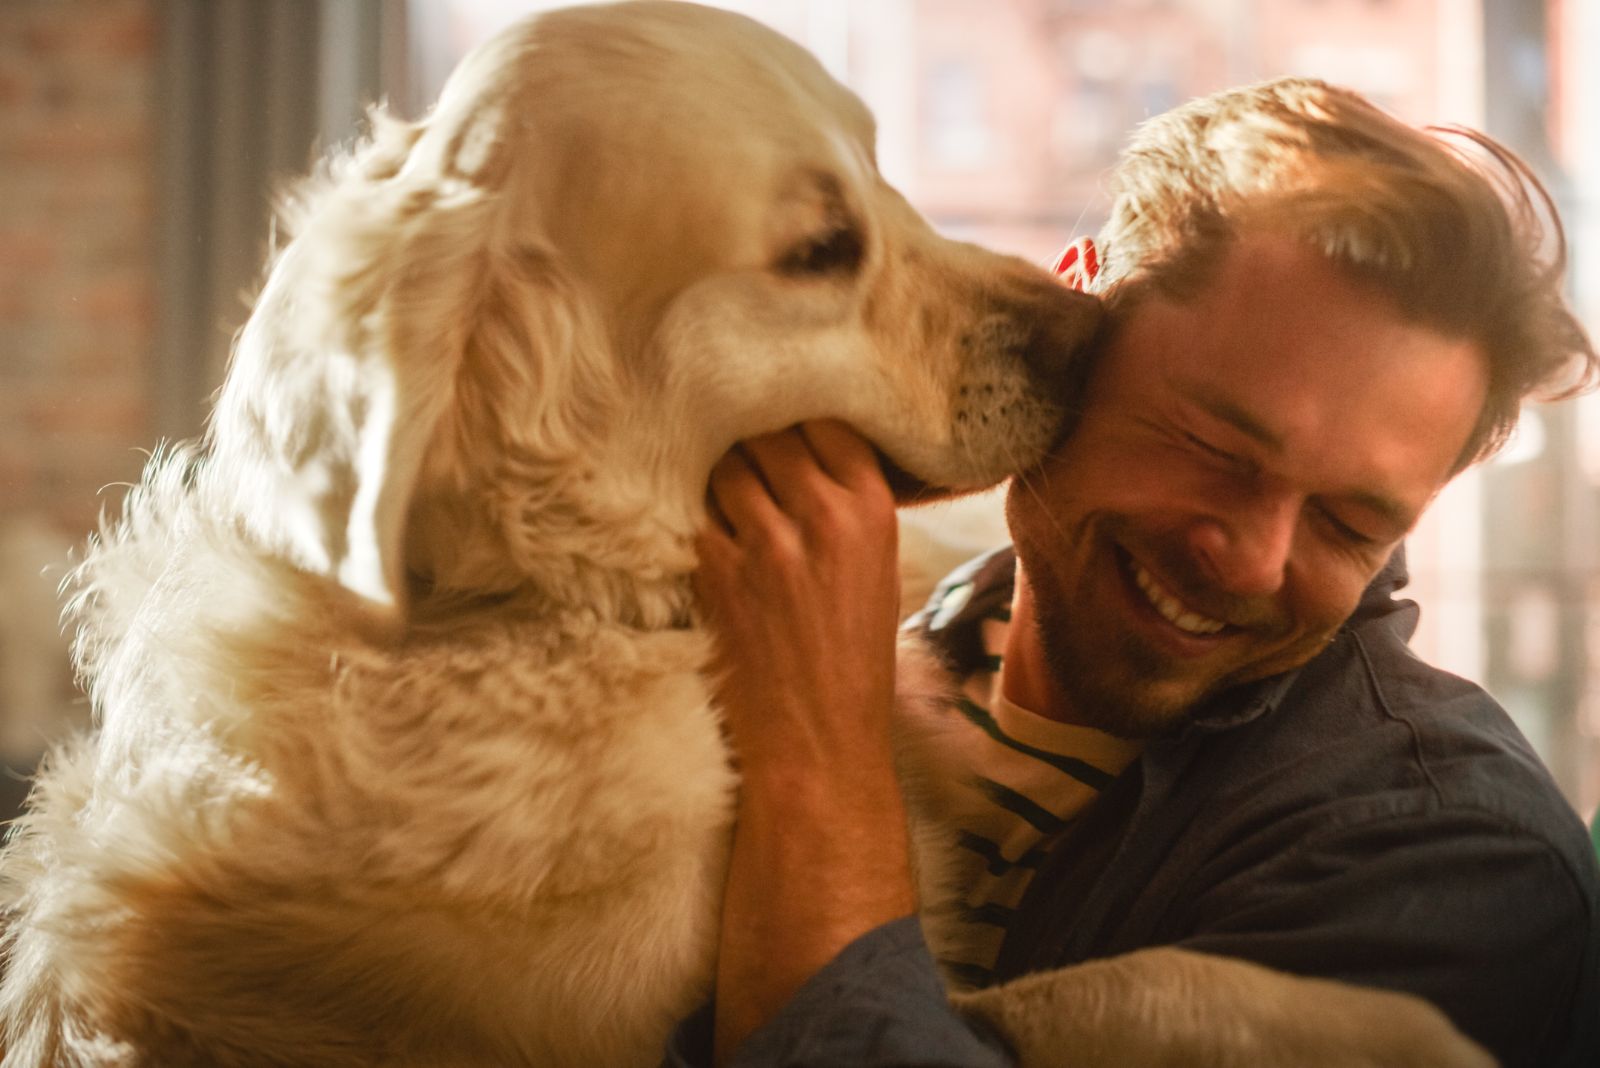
left=211, top=103, right=522, bottom=613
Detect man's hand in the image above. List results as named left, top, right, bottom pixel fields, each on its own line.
left=695, top=421, right=918, bottom=1064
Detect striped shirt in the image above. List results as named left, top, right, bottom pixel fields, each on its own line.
left=911, top=595, right=1141, bottom=988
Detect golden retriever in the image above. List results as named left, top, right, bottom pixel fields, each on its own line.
left=0, top=3, right=1490, bottom=1067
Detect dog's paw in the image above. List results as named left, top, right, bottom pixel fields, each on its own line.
left=950, top=948, right=1497, bottom=1068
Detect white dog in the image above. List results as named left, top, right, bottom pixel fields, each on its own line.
left=0, top=4, right=1491, bottom=1067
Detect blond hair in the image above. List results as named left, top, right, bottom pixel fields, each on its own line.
left=1094, top=77, right=1597, bottom=468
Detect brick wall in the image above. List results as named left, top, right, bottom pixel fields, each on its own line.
left=0, top=0, right=157, bottom=763
left=1, top=0, right=157, bottom=540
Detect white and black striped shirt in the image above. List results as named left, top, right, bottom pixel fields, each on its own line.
left=911, top=592, right=1141, bottom=987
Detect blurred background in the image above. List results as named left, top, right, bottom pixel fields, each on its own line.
left=1, top=0, right=1597, bottom=822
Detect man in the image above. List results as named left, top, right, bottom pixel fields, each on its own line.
left=676, top=79, right=1600, bottom=1067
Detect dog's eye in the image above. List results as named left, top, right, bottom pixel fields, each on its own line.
left=778, top=226, right=864, bottom=276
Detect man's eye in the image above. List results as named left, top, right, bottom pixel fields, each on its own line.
left=1317, top=505, right=1378, bottom=547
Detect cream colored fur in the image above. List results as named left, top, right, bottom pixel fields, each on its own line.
left=953, top=948, right=1496, bottom=1067
left=0, top=3, right=1490, bottom=1066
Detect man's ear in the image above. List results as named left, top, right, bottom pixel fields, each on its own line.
left=1049, top=236, right=1100, bottom=293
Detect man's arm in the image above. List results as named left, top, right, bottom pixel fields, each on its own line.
left=694, top=421, right=933, bottom=1062
left=663, top=918, right=1012, bottom=1068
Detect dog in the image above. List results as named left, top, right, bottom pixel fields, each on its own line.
left=0, top=4, right=1094, bottom=1065
left=0, top=4, right=1492, bottom=1066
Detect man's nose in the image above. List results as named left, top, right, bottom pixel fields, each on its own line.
left=1185, top=495, right=1298, bottom=598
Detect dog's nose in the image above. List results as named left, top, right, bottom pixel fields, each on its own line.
left=1013, top=277, right=1102, bottom=387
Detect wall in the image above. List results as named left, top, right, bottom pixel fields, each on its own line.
left=1, top=0, right=157, bottom=537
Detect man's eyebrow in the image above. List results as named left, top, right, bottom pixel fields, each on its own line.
left=1192, top=392, right=1283, bottom=451
left=1343, top=488, right=1416, bottom=533
left=1187, top=389, right=1416, bottom=531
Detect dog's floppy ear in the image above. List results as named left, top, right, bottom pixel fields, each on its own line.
left=212, top=102, right=517, bottom=612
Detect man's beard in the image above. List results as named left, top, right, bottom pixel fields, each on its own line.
left=1008, top=509, right=1297, bottom=740
left=1026, top=583, right=1214, bottom=740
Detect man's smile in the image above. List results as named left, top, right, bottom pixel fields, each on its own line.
left=1128, top=557, right=1228, bottom=636
left=1107, top=542, right=1246, bottom=658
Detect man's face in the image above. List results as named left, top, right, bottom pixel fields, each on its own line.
left=1004, top=232, right=1488, bottom=737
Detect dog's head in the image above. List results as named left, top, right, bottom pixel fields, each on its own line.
left=209, top=1, right=1099, bottom=615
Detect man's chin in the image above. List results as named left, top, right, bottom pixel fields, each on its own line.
left=1080, top=694, right=1200, bottom=741
left=1042, top=658, right=1208, bottom=739
left=1029, top=599, right=1210, bottom=737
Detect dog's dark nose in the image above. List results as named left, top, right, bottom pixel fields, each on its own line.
left=1013, top=276, right=1102, bottom=387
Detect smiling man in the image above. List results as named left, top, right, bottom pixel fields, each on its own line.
left=1004, top=231, right=1488, bottom=737
left=679, top=78, right=1600, bottom=1068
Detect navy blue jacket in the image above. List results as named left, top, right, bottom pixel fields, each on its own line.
left=667, top=548, right=1600, bottom=1067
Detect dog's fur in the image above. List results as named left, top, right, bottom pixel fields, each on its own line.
left=0, top=4, right=1493, bottom=1067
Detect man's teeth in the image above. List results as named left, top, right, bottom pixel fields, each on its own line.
left=1131, top=562, right=1226, bottom=636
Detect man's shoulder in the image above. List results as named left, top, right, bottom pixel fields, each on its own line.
left=1245, top=612, right=1594, bottom=867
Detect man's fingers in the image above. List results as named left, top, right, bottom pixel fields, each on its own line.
left=706, top=445, right=786, bottom=539
left=730, top=422, right=890, bottom=503
left=703, top=423, right=893, bottom=559
left=739, top=428, right=833, bottom=513
left=799, top=420, right=891, bottom=496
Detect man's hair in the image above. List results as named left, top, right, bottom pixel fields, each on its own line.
left=1093, top=77, right=1598, bottom=469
